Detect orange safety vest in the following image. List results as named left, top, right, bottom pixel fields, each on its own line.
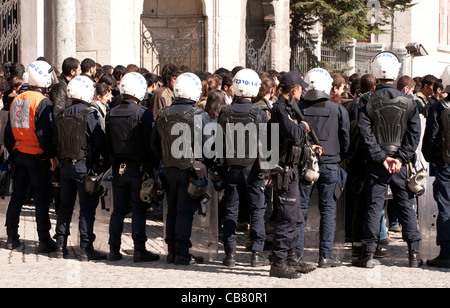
left=10, top=91, right=46, bottom=155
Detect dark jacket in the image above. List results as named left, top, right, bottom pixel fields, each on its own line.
left=106, top=97, right=156, bottom=174
left=422, top=98, right=446, bottom=164
left=358, top=83, right=421, bottom=165
left=299, top=97, right=350, bottom=164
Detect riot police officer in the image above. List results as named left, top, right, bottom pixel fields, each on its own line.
left=421, top=65, right=450, bottom=268
left=353, top=52, right=423, bottom=268
left=106, top=72, right=159, bottom=263
left=297, top=68, right=351, bottom=268
left=218, top=69, right=269, bottom=268
left=269, top=71, right=321, bottom=279
left=54, top=76, right=108, bottom=261
left=4, top=61, right=59, bottom=252
left=152, top=72, right=210, bottom=265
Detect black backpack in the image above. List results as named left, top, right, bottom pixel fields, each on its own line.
left=218, top=105, right=264, bottom=167
left=56, top=107, right=96, bottom=161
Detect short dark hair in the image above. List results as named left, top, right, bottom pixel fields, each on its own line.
left=422, top=74, right=437, bottom=86
left=81, top=58, right=96, bottom=74
left=98, top=73, right=117, bottom=87
left=161, top=64, right=182, bottom=87
left=360, top=74, right=376, bottom=94
left=143, top=73, right=160, bottom=87
left=96, top=83, right=111, bottom=97
left=433, top=79, right=444, bottom=94
left=62, top=57, right=80, bottom=77
left=396, top=75, right=415, bottom=92
left=113, top=65, right=126, bottom=82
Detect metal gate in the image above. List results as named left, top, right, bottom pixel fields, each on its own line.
left=246, top=26, right=273, bottom=72
left=141, top=20, right=205, bottom=75
left=0, top=0, right=20, bottom=64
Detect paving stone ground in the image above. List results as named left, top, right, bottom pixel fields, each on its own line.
left=0, top=204, right=448, bottom=289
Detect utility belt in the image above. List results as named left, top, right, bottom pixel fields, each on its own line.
left=115, top=160, right=143, bottom=176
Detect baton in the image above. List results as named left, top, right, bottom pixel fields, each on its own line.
left=289, top=95, right=321, bottom=146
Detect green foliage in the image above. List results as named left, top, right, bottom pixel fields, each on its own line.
left=291, top=0, right=415, bottom=50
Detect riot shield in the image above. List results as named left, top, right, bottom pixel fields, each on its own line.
left=416, top=114, right=439, bottom=260
left=163, top=174, right=219, bottom=262
left=189, top=178, right=219, bottom=261
left=0, top=111, right=9, bottom=145
left=0, top=196, right=8, bottom=246
left=303, top=185, right=347, bottom=261
left=418, top=173, right=440, bottom=261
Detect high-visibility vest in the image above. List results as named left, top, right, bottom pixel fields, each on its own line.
left=10, top=91, right=46, bottom=155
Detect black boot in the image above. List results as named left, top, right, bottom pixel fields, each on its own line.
left=269, top=260, right=301, bottom=279
left=80, top=247, right=107, bottom=261
left=133, top=249, right=160, bottom=263
left=37, top=238, right=57, bottom=253
left=352, top=251, right=377, bottom=268
left=175, top=254, right=204, bottom=265
left=108, top=246, right=122, bottom=261
left=408, top=250, right=423, bottom=268
left=251, top=251, right=270, bottom=267
left=5, top=235, right=21, bottom=250
left=286, top=250, right=316, bottom=273
left=223, top=253, right=236, bottom=267
left=318, top=254, right=342, bottom=268
left=426, top=255, right=450, bottom=268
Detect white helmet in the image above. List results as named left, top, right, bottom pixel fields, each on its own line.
left=174, top=72, right=202, bottom=102
left=233, top=68, right=261, bottom=98
left=304, top=68, right=333, bottom=101
left=120, top=72, right=147, bottom=101
left=441, top=65, right=450, bottom=93
left=67, top=76, right=95, bottom=103
left=23, top=61, right=58, bottom=88
left=371, top=52, right=401, bottom=80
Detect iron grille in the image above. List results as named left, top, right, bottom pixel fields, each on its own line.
left=0, top=0, right=20, bottom=64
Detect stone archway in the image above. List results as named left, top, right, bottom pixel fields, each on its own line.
left=141, top=0, right=205, bottom=74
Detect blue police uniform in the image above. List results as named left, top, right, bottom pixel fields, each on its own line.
left=4, top=89, right=57, bottom=252
left=422, top=97, right=450, bottom=267
left=152, top=98, right=211, bottom=265
left=297, top=96, right=350, bottom=266
left=54, top=101, right=107, bottom=259
left=354, top=83, right=422, bottom=267
left=270, top=95, right=308, bottom=263
left=219, top=98, right=269, bottom=267
left=106, top=97, right=158, bottom=262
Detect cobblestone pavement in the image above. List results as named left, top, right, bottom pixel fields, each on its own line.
left=0, top=204, right=448, bottom=289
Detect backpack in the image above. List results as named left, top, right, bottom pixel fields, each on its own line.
left=218, top=105, right=264, bottom=167
left=156, top=106, right=205, bottom=170
left=56, top=107, right=96, bottom=161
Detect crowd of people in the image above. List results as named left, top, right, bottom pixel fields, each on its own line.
left=0, top=50, right=449, bottom=280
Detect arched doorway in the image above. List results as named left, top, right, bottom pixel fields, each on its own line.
left=141, top=0, right=205, bottom=74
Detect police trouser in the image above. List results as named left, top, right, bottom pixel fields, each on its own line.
left=222, top=166, right=266, bottom=254
left=271, top=168, right=303, bottom=262
left=362, top=162, right=421, bottom=253
left=5, top=151, right=52, bottom=241
left=54, top=161, right=99, bottom=249
left=109, top=164, right=147, bottom=251
left=160, top=167, right=199, bottom=257
left=297, top=164, right=339, bottom=258
left=433, top=164, right=450, bottom=258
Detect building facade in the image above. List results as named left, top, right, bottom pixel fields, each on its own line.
left=9, top=0, right=290, bottom=74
